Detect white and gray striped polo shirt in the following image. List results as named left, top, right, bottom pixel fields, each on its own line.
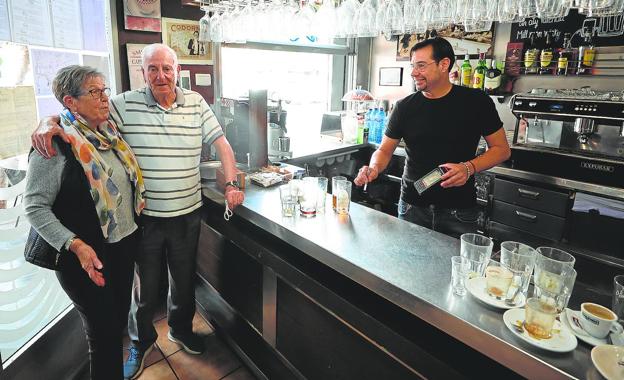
left=109, top=87, right=223, bottom=217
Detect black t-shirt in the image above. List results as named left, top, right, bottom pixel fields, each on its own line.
left=385, top=85, right=503, bottom=208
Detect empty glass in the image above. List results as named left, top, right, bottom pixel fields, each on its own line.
left=536, top=247, right=576, bottom=268
left=279, top=184, right=297, bottom=217
left=613, top=275, right=624, bottom=323
left=316, top=177, right=329, bottom=213
left=500, top=241, right=537, bottom=303
left=459, top=233, right=493, bottom=277
left=300, top=177, right=318, bottom=217
left=451, top=256, right=472, bottom=296
left=356, top=0, right=377, bottom=38
left=533, top=253, right=577, bottom=313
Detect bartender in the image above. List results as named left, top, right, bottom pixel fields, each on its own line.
left=354, top=37, right=510, bottom=238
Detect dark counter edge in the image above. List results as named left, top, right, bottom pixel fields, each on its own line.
left=200, top=185, right=576, bottom=380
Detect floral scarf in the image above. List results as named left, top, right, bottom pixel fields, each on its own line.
left=60, top=109, right=145, bottom=238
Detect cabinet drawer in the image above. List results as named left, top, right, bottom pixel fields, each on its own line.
left=491, top=201, right=565, bottom=241
left=493, top=179, right=569, bottom=217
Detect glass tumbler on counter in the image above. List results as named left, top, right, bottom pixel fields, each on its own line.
left=524, top=296, right=558, bottom=339
left=279, top=184, right=297, bottom=217
left=300, top=177, right=319, bottom=217
left=331, top=176, right=347, bottom=211
left=533, top=251, right=577, bottom=313
left=613, top=275, right=624, bottom=323
left=451, top=256, right=472, bottom=296
left=316, top=177, right=328, bottom=213
left=500, top=241, right=537, bottom=304
left=334, top=180, right=352, bottom=215
left=459, top=233, right=493, bottom=277
left=485, top=260, right=513, bottom=299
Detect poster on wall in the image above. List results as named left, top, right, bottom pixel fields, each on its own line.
left=124, top=0, right=161, bottom=32
left=126, top=43, right=148, bottom=90
left=162, top=18, right=212, bottom=65
left=0, top=0, right=11, bottom=42
left=81, top=0, right=108, bottom=51
left=10, top=0, right=53, bottom=47
left=30, top=48, right=80, bottom=96
left=50, top=0, right=83, bottom=50
left=396, top=26, right=495, bottom=61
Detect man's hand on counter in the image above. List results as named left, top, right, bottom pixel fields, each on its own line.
left=31, top=115, right=67, bottom=159
left=224, top=187, right=245, bottom=209
left=354, top=165, right=379, bottom=186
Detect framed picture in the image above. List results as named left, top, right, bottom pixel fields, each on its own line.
left=379, top=67, right=403, bottom=86
left=123, top=0, right=161, bottom=32
left=396, top=26, right=495, bottom=61
left=161, top=17, right=212, bottom=65
left=126, top=43, right=148, bottom=90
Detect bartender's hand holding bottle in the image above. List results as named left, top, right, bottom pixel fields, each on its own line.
left=354, top=165, right=379, bottom=186
left=439, top=162, right=474, bottom=188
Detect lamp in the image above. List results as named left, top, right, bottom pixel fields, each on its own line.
left=341, top=86, right=375, bottom=102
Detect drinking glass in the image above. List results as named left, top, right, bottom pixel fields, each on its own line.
left=300, top=177, right=319, bottom=217
left=314, top=0, right=338, bottom=40
left=279, top=184, right=297, bottom=217
left=500, top=241, right=537, bottom=303
left=374, top=0, right=388, bottom=35
left=334, top=180, right=352, bottom=215
left=209, top=9, right=223, bottom=43
left=533, top=255, right=577, bottom=313
left=536, top=247, right=576, bottom=268
left=451, top=256, right=472, bottom=296
left=485, top=260, right=513, bottom=299
left=356, top=0, right=377, bottom=38
left=403, top=0, right=426, bottom=34
left=384, top=0, right=404, bottom=36
left=613, top=275, right=624, bottom=323
left=331, top=176, right=347, bottom=210
left=316, top=177, right=329, bottom=213
left=525, top=297, right=558, bottom=339
left=459, top=233, right=493, bottom=277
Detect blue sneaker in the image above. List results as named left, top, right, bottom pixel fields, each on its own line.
left=167, top=331, right=204, bottom=355
left=123, top=344, right=153, bottom=379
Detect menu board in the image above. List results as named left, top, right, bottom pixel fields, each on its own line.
left=510, top=10, right=624, bottom=48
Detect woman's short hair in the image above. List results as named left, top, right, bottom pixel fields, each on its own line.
left=52, top=65, right=104, bottom=105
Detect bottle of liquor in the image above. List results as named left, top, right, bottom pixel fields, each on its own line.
left=577, top=31, right=596, bottom=75
left=472, top=53, right=487, bottom=90
left=460, top=54, right=472, bottom=87
left=524, top=35, right=540, bottom=75
left=484, top=59, right=502, bottom=94
left=539, top=32, right=554, bottom=75
left=557, top=33, right=574, bottom=76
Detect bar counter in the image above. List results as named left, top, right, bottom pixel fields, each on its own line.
left=198, top=183, right=601, bottom=380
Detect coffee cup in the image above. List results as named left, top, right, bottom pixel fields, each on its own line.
left=580, top=302, right=624, bottom=339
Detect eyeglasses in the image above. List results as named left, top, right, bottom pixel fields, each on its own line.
left=80, top=87, right=111, bottom=99
left=410, top=61, right=437, bottom=73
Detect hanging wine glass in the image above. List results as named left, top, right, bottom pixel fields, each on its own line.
left=384, top=0, right=404, bottom=36
left=199, top=9, right=211, bottom=43
left=314, top=0, right=338, bottom=41
left=356, top=0, right=377, bottom=37
left=209, top=5, right=223, bottom=43
left=374, top=0, right=388, bottom=36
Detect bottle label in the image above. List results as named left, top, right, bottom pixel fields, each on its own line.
left=472, top=73, right=484, bottom=89
left=557, top=57, right=568, bottom=69
left=582, top=49, right=595, bottom=67
left=461, top=69, right=472, bottom=86
left=484, top=76, right=501, bottom=90
left=524, top=51, right=537, bottom=68
left=540, top=51, right=553, bottom=67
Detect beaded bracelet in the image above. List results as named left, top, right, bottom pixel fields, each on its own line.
left=461, top=162, right=472, bottom=178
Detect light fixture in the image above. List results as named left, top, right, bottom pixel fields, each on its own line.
left=341, top=86, right=375, bottom=102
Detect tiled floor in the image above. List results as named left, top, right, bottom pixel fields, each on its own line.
left=121, top=307, right=258, bottom=380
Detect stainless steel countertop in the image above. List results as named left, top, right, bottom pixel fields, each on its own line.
left=202, top=184, right=599, bottom=380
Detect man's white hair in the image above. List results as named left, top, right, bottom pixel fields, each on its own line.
left=141, top=43, right=178, bottom=67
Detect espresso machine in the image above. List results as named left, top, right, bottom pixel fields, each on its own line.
left=510, top=88, right=624, bottom=188
left=267, top=99, right=292, bottom=161
left=506, top=88, right=624, bottom=269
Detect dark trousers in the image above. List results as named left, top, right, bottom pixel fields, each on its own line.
left=56, top=231, right=139, bottom=380
left=397, top=198, right=481, bottom=239
left=128, top=209, right=201, bottom=348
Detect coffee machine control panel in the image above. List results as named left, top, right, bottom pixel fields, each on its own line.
left=512, top=97, right=624, bottom=120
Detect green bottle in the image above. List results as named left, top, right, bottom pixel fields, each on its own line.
left=472, top=52, right=487, bottom=90
left=460, top=54, right=472, bottom=87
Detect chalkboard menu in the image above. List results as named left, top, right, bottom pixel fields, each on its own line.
left=510, top=10, right=624, bottom=48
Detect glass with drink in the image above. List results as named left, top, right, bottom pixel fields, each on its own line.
left=334, top=180, right=352, bottom=215
left=331, top=176, right=347, bottom=211
left=279, top=184, right=297, bottom=217
left=485, top=260, right=513, bottom=299
left=299, top=177, right=318, bottom=217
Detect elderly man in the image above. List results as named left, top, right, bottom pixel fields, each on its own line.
left=31, top=43, right=244, bottom=380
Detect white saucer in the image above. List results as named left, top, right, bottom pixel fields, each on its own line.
left=466, top=277, right=526, bottom=310
left=591, top=345, right=624, bottom=380
left=562, top=308, right=609, bottom=347
left=503, top=308, right=578, bottom=353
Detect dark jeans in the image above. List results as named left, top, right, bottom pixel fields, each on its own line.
left=128, top=209, right=201, bottom=348
left=56, top=231, right=139, bottom=380
left=397, top=198, right=481, bottom=239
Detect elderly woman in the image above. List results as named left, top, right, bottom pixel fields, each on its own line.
left=23, top=65, right=145, bottom=380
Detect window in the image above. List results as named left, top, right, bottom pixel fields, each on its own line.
left=221, top=45, right=347, bottom=144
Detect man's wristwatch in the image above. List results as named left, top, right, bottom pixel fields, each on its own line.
left=224, top=180, right=240, bottom=190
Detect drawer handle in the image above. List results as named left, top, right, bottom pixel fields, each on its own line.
left=517, top=188, right=540, bottom=200
left=515, top=210, right=537, bottom=222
